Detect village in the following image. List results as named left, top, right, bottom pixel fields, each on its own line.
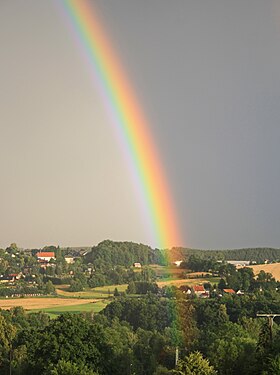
left=0, top=242, right=279, bottom=303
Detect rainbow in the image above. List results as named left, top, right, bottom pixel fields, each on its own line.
left=59, top=0, right=182, bottom=250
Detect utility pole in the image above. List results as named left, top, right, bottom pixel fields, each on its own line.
left=256, top=314, right=280, bottom=342
left=175, top=347, right=179, bottom=367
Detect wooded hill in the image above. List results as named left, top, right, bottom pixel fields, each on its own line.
left=83, top=240, right=280, bottom=266
left=84, top=240, right=163, bottom=268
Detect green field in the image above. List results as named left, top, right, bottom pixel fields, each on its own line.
left=55, top=284, right=128, bottom=298
left=31, top=300, right=108, bottom=319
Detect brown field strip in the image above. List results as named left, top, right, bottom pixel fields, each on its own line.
left=248, top=263, right=280, bottom=281
left=157, top=278, right=210, bottom=287
left=0, top=298, right=98, bottom=310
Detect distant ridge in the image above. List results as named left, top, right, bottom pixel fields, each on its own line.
left=166, top=247, right=280, bottom=263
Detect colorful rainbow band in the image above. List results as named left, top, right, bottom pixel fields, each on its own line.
left=60, top=0, right=182, bottom=250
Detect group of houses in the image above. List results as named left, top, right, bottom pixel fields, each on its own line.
left=35, top=251, right=75, bottom=269
left=179, top=284, right=245, bottom=298
left=0, top=272, right=23, bottom=284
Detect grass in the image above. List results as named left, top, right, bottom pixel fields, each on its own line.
left=55, top=284, right=128, bottom=298
left=31, top=300, right=109, bottom=318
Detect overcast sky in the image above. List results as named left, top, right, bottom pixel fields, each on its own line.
left=1, top=0, right=280, bottom=249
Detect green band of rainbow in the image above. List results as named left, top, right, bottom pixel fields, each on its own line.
left=60, top=0, right=182, bottom=250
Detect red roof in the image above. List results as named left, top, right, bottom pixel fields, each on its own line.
left=193, top=285, right=205, bottom=292
left=36, top=252, right=55, bottom=258
left=223, top=289, right=235, bottom=294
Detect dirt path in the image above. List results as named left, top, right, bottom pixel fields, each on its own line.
left=157, top=278, right=210, bottom=287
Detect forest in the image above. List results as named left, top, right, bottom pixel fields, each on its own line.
left=0, top=283, right=280, bottom=374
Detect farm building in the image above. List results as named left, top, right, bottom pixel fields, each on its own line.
left=226, top=260, right=250, bottom=267
left=133, top=262, right=142, bottom=268
left=223, top=288, right=236, bottom=294
left=192, top=285, right=210, bottom=298
left=65, top=256, right=75, bottom=264
left=36, top=252, right=55, bottom=262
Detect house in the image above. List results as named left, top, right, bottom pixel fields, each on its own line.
left=65, top=256, right=75, bottom=264
left=35, top=252, right=55, bottom=262
left=179, top=285, right=192, bottom=294
left=226, top=260, right=250, bottom=267
left=223, top=288, right=236, bottom=294
left=192, top=285, right=210, bottom=298
left=173, top=260, right=183, bottom=267
left=236, top=290, right=244, bottom=295
left=133, top=262, right=142, bottom=268
left=0, top=275, right=15, bottom=283
left=8, top=273, right=22, bottom=280
left=192, top=285, right=205, bottom=295
left=200, top=292, right=210, bottom=299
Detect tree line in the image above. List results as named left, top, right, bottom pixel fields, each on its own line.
left=0, top=288, right=280, bottom=374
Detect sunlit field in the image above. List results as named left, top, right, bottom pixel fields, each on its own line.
left=248, top=262, right=280, bottom=281
left=31, top=300, right=109, bottom=319
left=55, top=284, right=128, bottom=298
left=0, top=297, right=98, bottom=310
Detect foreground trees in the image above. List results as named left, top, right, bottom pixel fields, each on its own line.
left=0, top=290, right=279, bottom=374
left=172, top=352, right=217, bottom=375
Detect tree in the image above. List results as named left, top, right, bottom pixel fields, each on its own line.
left=154, top=365, right=170, bottom=374
left=172, top=352, right=217, bottom=375
left=50, top=360, right=97, bottom=375
left=127, top=281, right=136, bottom=294
left=218, top=278, right=227, bottom=291
left=6, top=243, right=18, bottom=254
left=265, top=354, right=280, bottom=375
left=69, top=280, right=84, bottom=292
left=44, top=280, right=55, bottom=294
left=0, top=315, right=17, bottom=372
left=206, top=322, right=256, bottom=375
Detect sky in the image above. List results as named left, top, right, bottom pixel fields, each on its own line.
left=1, top=0, right=280, bottom=250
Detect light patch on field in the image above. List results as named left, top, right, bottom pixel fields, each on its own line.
left=0, top=298, right=98, bottom=310
left=248, top=263, right=280, bottom=281
left=55, top=284, right=128, bottom=298
left=157, top=278, right=212, bottom=287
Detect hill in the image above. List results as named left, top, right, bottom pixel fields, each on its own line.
left=84, top=240, right=163, bottom=268
left=83, top=240, right=280, bottom=267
